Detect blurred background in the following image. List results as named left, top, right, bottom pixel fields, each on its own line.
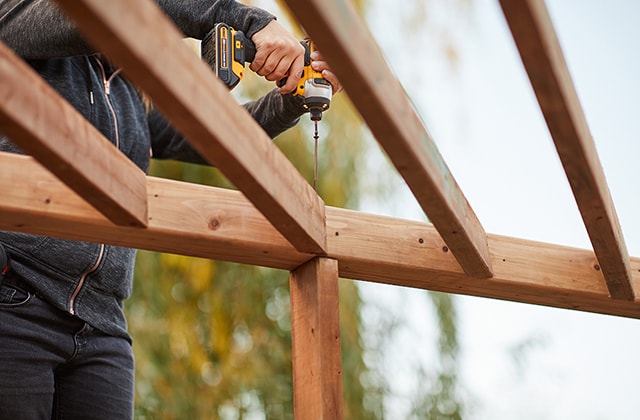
left=128, top=0, right=640, bottom=418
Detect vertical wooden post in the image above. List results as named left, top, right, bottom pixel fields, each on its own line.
left=290, top=257, right=344, bottom=419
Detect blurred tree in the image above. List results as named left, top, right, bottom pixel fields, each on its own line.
left=356, top=0, right=474, bottom=418
left=127, top=0, right=472, bottom=418
left=127, top=5, right=370, bottom=418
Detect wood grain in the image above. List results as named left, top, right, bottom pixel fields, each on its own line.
left=290, top=258, right=344, bottom=420
left=499, top=0, right=634, bottom=300
left=2, top=153, right=638, bottom=319
left=53, top=0, right=326, bottom=254
left=282, top=0, right=492, bottom=278
left=0, top=41, right=147, bottom=227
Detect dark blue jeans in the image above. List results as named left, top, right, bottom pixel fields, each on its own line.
left=0, top=280, right=134, bottom=419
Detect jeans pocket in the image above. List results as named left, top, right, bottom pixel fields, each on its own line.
left=0, top=283, right=32, bottom=307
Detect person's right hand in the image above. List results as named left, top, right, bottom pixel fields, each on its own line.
left=250, top=20, right=305, bottom=94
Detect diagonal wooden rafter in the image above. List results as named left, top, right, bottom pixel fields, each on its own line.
left=52, top=0, right=326, bottom=254
left=499, top=0, right=634, bottom=300
left=0, top=41, right=148, bottom=228
left=282, top=0, right=493, bottom=279
left=2, top=153, right=639, bottom=319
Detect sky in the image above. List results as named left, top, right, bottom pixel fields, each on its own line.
left=357, top=0, right=640, bottom=419
left=252, top=0, right=638, bottom=417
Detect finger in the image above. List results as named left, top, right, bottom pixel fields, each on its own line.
left=251, top=50, right=280, bottom=77
left=321, top=69, right=343, bottom=94
left=279, top=55, right=304, bottom=94
left=310, top=50, right=325, bottom=62
left=249, top=50, right=267, bottom=74
left=264, top=56, right=293, bottom=82
left=311, top=60, right=331, bottom=73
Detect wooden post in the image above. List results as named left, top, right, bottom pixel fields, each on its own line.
left=290, top=257, right=344, bottom=419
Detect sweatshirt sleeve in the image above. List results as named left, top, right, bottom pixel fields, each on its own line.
left=150, top=89, right=306, bottom=165
left=156, top=0, right=275, bottom=40
left=0, top=0, right=274, bottom=59
left=0, top=0, right=94, bottom=58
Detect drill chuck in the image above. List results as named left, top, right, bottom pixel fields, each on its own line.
left=303, top=78, right=332, bottom=121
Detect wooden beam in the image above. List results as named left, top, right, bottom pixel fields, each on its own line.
left=290, top=257, right=344, bottom=420
left=499, top=0, right=634, bottom=300
left=0, top=41, right=147, bottom=227
left=1, top=153, right=639, bottom=319
left=281, top=0, right=492, bottom=278
left=52, top=0, right=326, bottom=254
left=0, top=153, right=306, bottom=269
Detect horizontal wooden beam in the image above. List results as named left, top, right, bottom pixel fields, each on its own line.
left=0, top=153, right=305, bottom=269
left=499, top=0, right=634, bottom=300
left=2, top=153, right=639, bottom=319
left=0, top=41, right=147, bottom=227
left=282, top=0, right=492, bottom=278
left=53, top=0, right=326, bottom=254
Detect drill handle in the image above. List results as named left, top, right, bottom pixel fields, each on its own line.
left=239, top=33, right=256, bottom=63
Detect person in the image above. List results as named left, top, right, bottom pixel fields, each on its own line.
left=0, top=0, right=342, bottom=418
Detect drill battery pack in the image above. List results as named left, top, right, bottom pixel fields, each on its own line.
left=201, top=23, right=255, bottom=90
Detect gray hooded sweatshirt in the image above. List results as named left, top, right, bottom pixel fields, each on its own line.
left=0, top=0, right=307, bottom=341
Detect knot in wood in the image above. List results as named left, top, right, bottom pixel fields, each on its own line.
left=208, top=218, right=221, bottom=231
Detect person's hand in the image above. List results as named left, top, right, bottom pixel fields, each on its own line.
left=250, top=20, right=305, bottom=94
left=310, top=50, right=343, bottom=95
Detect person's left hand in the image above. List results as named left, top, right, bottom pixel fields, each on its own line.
left=310, top=50, right=343, bottom=95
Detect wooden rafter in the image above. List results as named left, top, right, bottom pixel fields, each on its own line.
left=1, top=0, right=637, bottom=416
left=52, top=0, right=327, bottom=255
left=282, top=0, right=493, bottom=279
left=2, top=153, right=639, bottom=319
left=499, top=0, right=634, bottom=300
left=0, top=41, right=148, bottom=228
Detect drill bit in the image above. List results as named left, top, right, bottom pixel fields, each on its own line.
left=313, top=120, right=319, bottom=191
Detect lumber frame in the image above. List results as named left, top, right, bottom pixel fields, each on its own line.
left=290, top=258, right=344, bottom=420
left=0, top=41, right=147, bottom=228
left=52, top=0, right=327, bottom=254
left=282, top=0, right=493, bottom=278
left=499, top=0, right=634, bottom=300
left=1, top=153, right=639, bottom=319
left=2, top=0, right=638, bottom=414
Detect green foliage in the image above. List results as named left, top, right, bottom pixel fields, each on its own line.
left=409, top=293, right=463, bottom=419
left=128, top=41, right=372, bottom=418
left=127, top=0, right=473, bottom=417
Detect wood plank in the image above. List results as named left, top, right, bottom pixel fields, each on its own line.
left=499, top=0, right=634, bottom=300
left=52, top=0, right=326, bottom=254
left=0, top=152, right=306, bottom=269
left=281, top=0, right=492, bottom=278
left=290, top=258, right=344, bottom=420
left=0, top=41, right=147, bottom=227
left=1, top=153, right=639, bottom=319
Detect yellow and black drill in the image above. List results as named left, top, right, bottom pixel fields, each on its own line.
left=201, top=23, right=332, bottom=121
left=202, top=23, right=332, bottom=189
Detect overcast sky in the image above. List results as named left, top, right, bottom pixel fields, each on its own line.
left=359, top=0, right=640, bottom=418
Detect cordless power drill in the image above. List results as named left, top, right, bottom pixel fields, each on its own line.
left=201, top=23, right=332, bottom=121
